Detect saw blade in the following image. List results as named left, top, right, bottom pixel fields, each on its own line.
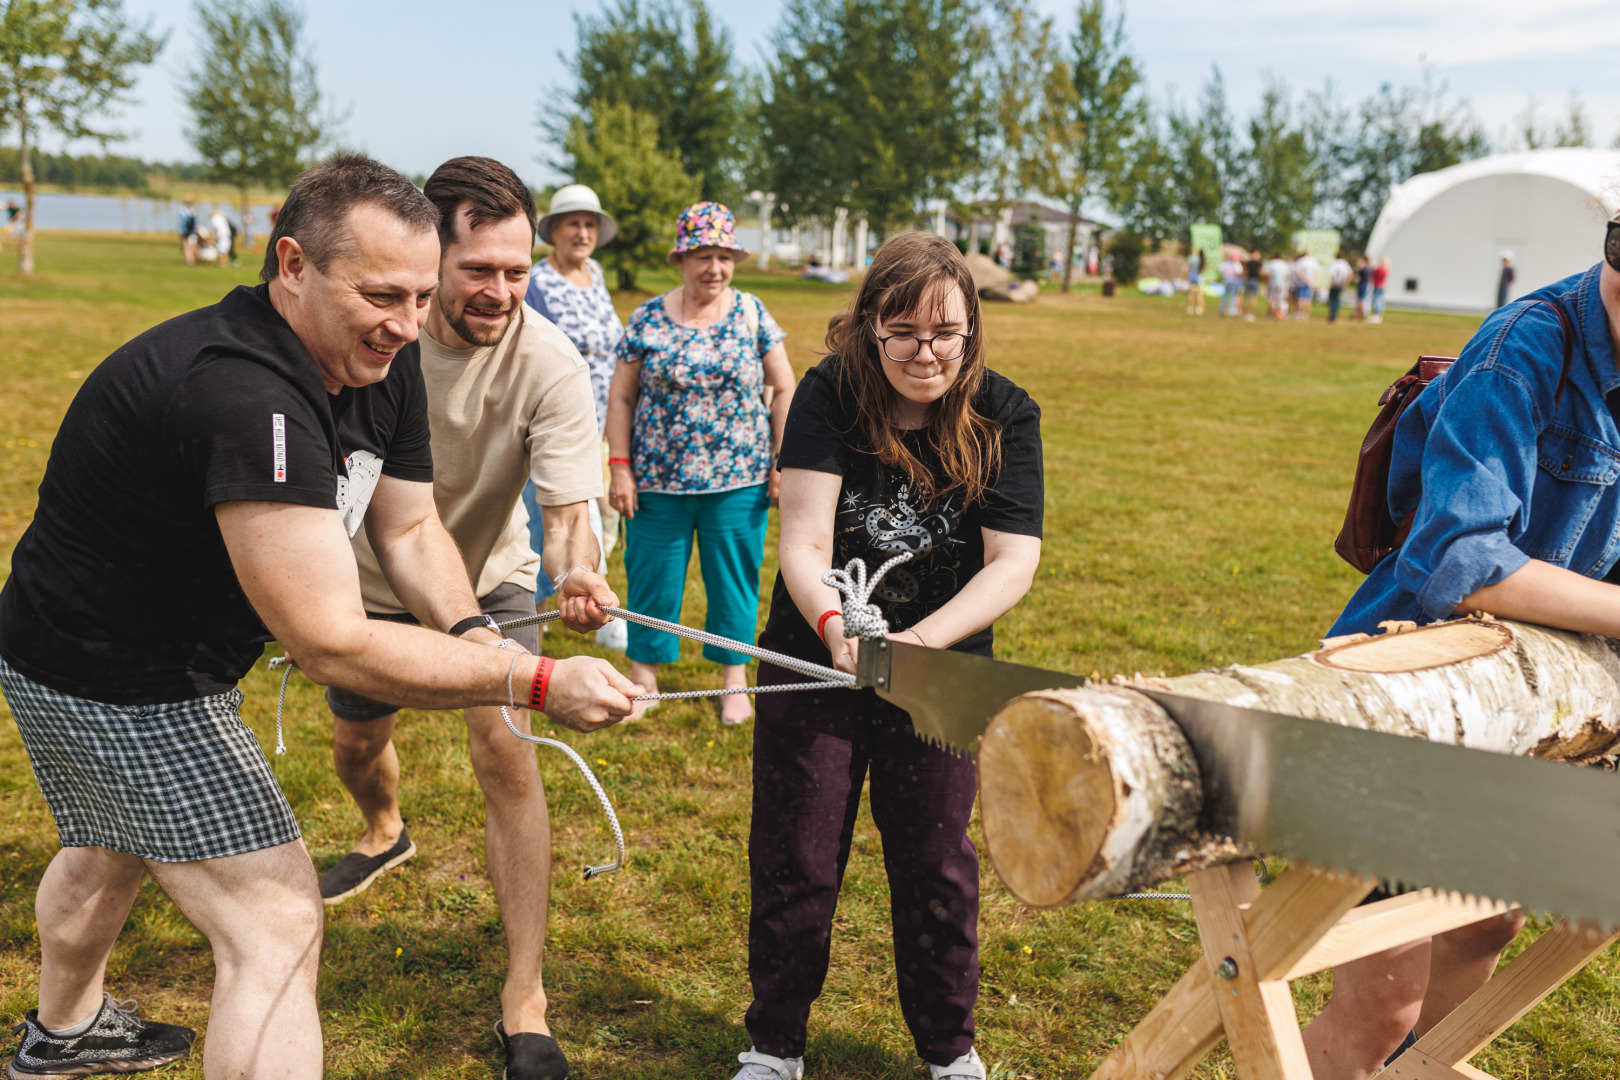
left=1139, top=690, right=1620, bottom=929
left=856, top=638, right=1085, bottom=757
left=857, top=640, right=1620, bottom=924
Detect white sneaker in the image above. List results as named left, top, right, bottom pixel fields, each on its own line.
left=596, top=618, right=627, bottom=652
left=734, top=1047, right=804, bottom=1080
left=930, top=1046, right=986, bottom=1080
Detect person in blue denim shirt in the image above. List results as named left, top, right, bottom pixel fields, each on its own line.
left=1303, top=241, right=1620, bottom=1078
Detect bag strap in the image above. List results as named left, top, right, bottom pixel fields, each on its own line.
left=740, top=289, right=761, bottom=348
left=1524, top=297, right=1575, bottom=406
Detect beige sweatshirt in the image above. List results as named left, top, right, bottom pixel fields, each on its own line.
left=353, top=304, right=603, bottom=615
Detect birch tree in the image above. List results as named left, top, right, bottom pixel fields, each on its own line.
left=0, top=0, right=162, bottom=273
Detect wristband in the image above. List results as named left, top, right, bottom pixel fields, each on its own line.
left=528, top=656, right=556, bottom=713
left=608, top=456, right=631, bottom=466
left=817, top=609, right=841, bottom=640
left=449, top=613, right=500, bottom=638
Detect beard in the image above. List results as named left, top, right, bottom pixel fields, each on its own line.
left=446, top=297, right=513, bottom=347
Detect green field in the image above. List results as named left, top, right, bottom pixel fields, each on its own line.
left=2, top=234, right=1617, bottom=1078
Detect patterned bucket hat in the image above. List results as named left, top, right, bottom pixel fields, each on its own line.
left=666, top=201, right=751, bottom=264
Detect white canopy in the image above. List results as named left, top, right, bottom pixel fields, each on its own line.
left=1367, top=148, right=1620, bottom=312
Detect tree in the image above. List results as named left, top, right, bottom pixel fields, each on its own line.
left=556, top=0, right=741, bottom=205
left=183, top=0, right=329, bottom=233
left=1229, top=80, right=1315, bottom=255
left=1310, top=72, right=1488, bottom=253
left=0, top=0, right=162, bottom=272
left=758, top=0, right=991, bottom=238
left=1024, top=0, right=1142, bottom=291
left=970, top=0, right=1051, bottom=239
left=566, top=99, right=699, bottom=291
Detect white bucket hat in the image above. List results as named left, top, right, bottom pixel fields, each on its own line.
left=538, top=184, right=618, bottom=246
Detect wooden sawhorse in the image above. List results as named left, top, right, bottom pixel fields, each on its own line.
left=1089, top=863, right=1617, bottom=1079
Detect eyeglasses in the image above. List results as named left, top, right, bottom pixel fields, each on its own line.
left=876, top=330, right=972, bottom=362
left=1607, top=219, right=1620, bottom=274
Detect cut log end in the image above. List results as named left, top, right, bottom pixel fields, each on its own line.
left=979, top=695, right=1117, bottom=908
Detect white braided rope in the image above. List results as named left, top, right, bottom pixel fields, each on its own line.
left=500, top=709, right=627, bottom=879
left=820, top=551, right=915, bottom=641
left=496, top=605, right=854, bottom=699
left=262, top=558, right=907, bottom=884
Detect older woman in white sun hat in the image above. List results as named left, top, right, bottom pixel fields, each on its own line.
left=524, top=184, right=627, bottom=647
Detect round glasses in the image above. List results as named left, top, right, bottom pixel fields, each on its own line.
left=1607, top=218, right=1620, bottom=274
left=876, top=330, right=972, bottom=362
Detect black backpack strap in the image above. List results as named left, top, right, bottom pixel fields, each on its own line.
left=1525, top=298, right=1576, bottom=406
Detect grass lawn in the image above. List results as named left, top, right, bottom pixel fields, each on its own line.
left=2, top=233, right=1618, bottom=1077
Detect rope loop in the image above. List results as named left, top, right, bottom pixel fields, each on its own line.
left=821, top=551, right=914, bottom=641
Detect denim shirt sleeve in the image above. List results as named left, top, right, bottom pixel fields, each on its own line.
left=1392, top=309, right=1566, bottom=620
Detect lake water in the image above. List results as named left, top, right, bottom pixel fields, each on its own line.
left=1, top=190, right=772, bottom=259
left=0, top=190, right=278, bottom=238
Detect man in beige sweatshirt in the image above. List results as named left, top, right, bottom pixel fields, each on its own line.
left=319, top=156, right=611, bottom=1079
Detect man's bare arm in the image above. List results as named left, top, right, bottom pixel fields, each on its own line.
left=538, top=500, right=616, bottom=632
left=363, top=474, right=496, bottom=641
left=215, top=500, right=639, bottom=729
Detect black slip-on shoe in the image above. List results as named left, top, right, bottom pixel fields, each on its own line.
left=495, top=1020, right=569, bottom=1080
left=319, top=826, right=416, bottom=906
left=7, top=994, right=193, bottom=1077
left=1385, top=1028, right=1418, bottom=1066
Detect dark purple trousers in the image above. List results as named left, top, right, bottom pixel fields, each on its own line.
left=745, top=661, right=979, bottom=1066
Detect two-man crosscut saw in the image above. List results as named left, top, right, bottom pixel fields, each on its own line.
left=854, top=638, right=1620, bottom=928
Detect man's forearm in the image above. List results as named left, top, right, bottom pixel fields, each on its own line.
left=374, top=515, right=483, bottom=632
left=540, top=502, right=601, bottom=587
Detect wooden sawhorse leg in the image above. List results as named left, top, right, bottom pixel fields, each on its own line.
left=1089, top=864, right=1534, bottom=1080
left=1381, top=920, right=1620, bottom=1079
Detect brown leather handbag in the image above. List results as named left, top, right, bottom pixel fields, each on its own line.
left=1334, top=299, right=1575, bottom=573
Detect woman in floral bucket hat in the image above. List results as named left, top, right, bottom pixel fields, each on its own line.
left=605, top=201, right=797, bottom=723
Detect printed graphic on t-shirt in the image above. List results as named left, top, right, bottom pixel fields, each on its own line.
left=335, top=449, right=384, bottom=537
left=837, top=476, right=965, bottom=621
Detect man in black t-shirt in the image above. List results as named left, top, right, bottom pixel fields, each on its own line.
left=0, top=156, right=637, bottom=1079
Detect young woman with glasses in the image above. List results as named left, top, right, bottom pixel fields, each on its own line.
left=1301, top=216, right=1620, bottom=1078
left=728, top=232, right=1044, bottom=1080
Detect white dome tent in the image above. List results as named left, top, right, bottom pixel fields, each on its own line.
left=1366, top=148, right=1620, bottom=313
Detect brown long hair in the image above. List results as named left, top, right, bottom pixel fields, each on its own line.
left=825, top=231, right=1001, bottom=506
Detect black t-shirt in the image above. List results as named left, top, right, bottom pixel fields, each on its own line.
left=760, top=359, right=1043, bottom=662
left=0, top=284, right=433, bottom=704
left=1244, top=258, right=1262, bottom=282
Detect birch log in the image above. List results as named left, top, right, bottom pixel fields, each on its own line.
left=978, top=616, right=1620, bottom=909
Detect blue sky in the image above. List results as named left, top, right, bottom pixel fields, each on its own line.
left=66, top=0, right=1620, bottom=190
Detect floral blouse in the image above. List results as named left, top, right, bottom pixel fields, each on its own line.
left=526, top=257, right=621, bottom=432
left=614, top=291, right=785, bottom=495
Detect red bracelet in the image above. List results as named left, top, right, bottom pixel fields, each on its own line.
left=528, top=656, right=556, bottom=713
left=816, top=609, right=841, bottom=639
left=608, top=456, right=631, bottom=466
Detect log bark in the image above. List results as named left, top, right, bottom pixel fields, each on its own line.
left=978, top=616, right=1620, bottom=908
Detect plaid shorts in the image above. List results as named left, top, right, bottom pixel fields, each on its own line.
left=0, top=654, right=300, bottom=862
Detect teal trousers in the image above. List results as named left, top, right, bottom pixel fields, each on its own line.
left=623, top=484, right=770, bottom=665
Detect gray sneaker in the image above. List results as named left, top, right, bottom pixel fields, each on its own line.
left=6, top=995, right=193, bottom=1077
left=319, top=826, right=416, bottom=906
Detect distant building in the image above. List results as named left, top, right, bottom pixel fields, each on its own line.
left=1368, top=148, right=1620, bottom=312
left=949, top=200, right=1105, bottom=262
